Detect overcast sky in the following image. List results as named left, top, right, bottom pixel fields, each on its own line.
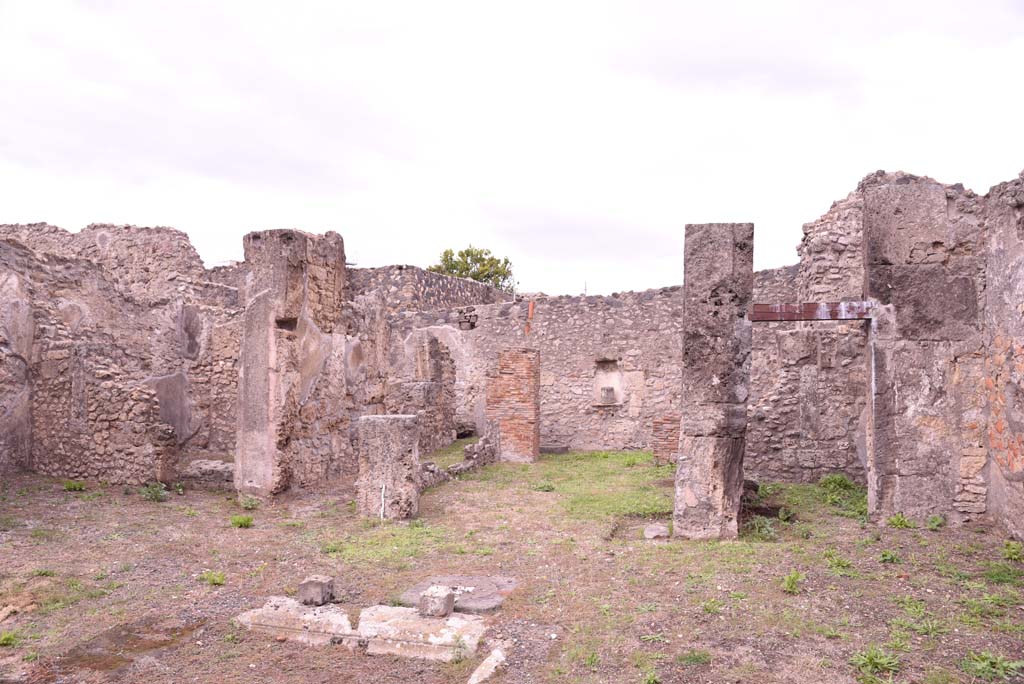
left=1, top=1, right=1022, bottom=295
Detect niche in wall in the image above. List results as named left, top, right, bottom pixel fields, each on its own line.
left=593, top=359, right=623, bottom=405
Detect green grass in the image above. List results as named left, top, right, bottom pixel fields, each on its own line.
left=781, top=570, right=805, bottom=595
left=321, top=520, right=448, bottom=565
left=465, top=451, right=673, bottom=520
left=958, top=651, right=1024, bottom=681
left=140, top=482, right=167, bottom=502
left=62, top=480, right=85, bottom=492
left=880, top=550, right=901, bottom=564
left=983, top=562, right=1024, bottom=586
left=239, top=496, right=260, bottom=511
left=886, top=512, right=916, bottom=529
left=199, top=570, right=225, bottom=586
left=0, top=630, right=21, bottom=647
left=850, top=645, right=900, bottom=676
left=926, top=514, right=946, bottom=531
left=230, top=515, right=254, bottom=528
left=1003, top=541, right=1023, bottom=562
left=424, top=437, right=479, bottom=470
left=676, top=649, right=712, bottom=666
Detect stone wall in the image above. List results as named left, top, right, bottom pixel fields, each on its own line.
left=349, top=265, right=511, bottom=314
left=984, top=172, right=1024, bottom=539
left=390, top=287, right=686, bottom=452
left=747, top=197, right=869, bottom=484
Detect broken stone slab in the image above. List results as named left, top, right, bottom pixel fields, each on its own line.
left=467, top=645, right=508, bottom=684
left=358, top=605, right=486, bottom=662
left=642, top=522, right=670, bottom=540
left=398, top=576, right=518, bottom=614
left=235, top=597, right=356, bottom=646
left=298, top=575, right=334, bottom=606
left=419, top=585, right=455, bottom=617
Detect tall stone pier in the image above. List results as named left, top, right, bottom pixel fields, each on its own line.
left=486, top=348, right=541, bottom=463
left=355, top=415, right=421, bottom=520
left=673, top=223, right=754, bottom=539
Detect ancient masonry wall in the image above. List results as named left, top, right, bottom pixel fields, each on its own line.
left=862, top=172, right=988, bottom=522
left=390, top=287, right=686, bottom=453
left=349, top=265, right=512, bottom=314
left=651, top=415, right=680, bottom=466
left=983, top=172, right=1024, bottom=539
left=485, top=348, right=540, bottom=462
left=0, top=226, right=242, bottom=483
left=747, top=197, right=870, bottom=485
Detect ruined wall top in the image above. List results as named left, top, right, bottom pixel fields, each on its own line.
left=349, top=264, right=512, bottom=314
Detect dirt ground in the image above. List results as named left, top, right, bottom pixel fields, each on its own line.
left=1, top=451, right=1022, bottom=684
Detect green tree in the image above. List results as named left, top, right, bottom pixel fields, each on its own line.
left=428, top=245, right=515, bottom=292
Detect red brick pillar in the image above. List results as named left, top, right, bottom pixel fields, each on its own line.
left=652, top=415, right=681, bottom=466
left=486, top=348, right=540, bottom=463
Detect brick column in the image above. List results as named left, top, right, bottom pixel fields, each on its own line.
left=673, top=223, right=753, bottom=539
left=355, top=415, right=420, bottom=520
left=651, top=415, right=681, bottom=466
left=486, top=348, right=540, bottom=463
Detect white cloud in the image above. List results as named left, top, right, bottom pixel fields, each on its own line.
left=1, top=0, right=1021, bottom=294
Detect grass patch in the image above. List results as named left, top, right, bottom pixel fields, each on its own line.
left=926, top=514, right=945, bottom=531
left=982, top=562, right=1024, bottom=586
left=467, top=451, right=673, bottom=520
left=1003, top=541, right=1023, bottom=562
left=0, top=630, right=21, bottom=647
left=850, top=645, right=900, bottom=676
left=781, top=570, right=805, bottom=595
left=886, top=513, right=916, bottom=529
left=676, top=649, right=711, bottom=666
left=321, top=521, right=447, bottom=566
left=62, top=480, right=86, bottom=492
left=424, top=437, right=478, bottom=470
left=958, top=650, right=1024, bottom=681
left=140, top=482, right=168, bottom=502
left=199, top=570, right=225, bottom=586
left=230, top=515, right=254, bottom=529
left=239, top=496, right=260, bottom=511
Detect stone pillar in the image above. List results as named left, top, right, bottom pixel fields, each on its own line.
left=673, top=223, right=753, bottom=540
left=862, top=174, right=986, bottom=522
left=356, top=415, right=420, bottom=520
left=485, top=348, right=540, bottom=463
left=234, top=230, right=347, bottom=497
left=651, top=414, right=680, bottom=467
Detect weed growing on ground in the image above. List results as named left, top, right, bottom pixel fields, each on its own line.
left=62, top=480, right=85, bottom=492
left=742, top=515, right=778, bottom=542
left=533, top=481, right=555, bottom=492
left=640, top=670, right=661, bottom=684
left=31, top=568, right=56, bottom=577
left=818, top=474, right=868, bottom=519
left=880, top=550, right=901, bottom=564
left=230, top=515, right=253, bottom=528
left=0, top=631, right=20, bottom=647
left=886, top=513, right=916, bottom=529
left=850, top=645, right=900, bottom=676
left=700, top=599, right=723, bottom=615
left=926, top=514, right=945, bottom=531
left=321, top=521, right=447, bottom=565
left=240, top=496, right=260, bottom=510
left=676, top=649, right=712, bottom=666
left=1003, top=541, right=1023, bottom=562
left=824, top=549, right=856, bottom=576
left=781, top=570, right=805, bottom=595
left=983, top=562, right=1023, bottom=586
left=140, top=482, right=167, bottom=502
left=199, top=570, right=225, bottom=586
left=958, top=651, right=1024, bottom=681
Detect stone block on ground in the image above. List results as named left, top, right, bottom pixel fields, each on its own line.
left=297, top=575, right=334, bottom=606
left=235, top=597, right=356, bottom=646
left=643, top=522, right=670, bottom=540
left=355, top=414, right=420, bottom=520
left=398, top=576, right=518, bottom=614
left=357, top=605, right=486, bottom=662
left=468, top=645, right=508, bottom=684
left=418, top=584, right=455, bottom=617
